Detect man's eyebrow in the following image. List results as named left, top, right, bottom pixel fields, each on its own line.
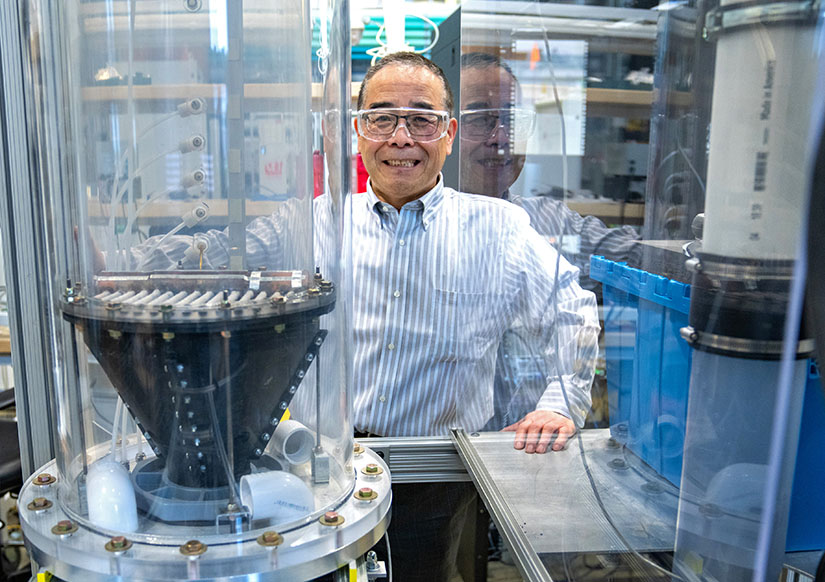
left=463, top=100, right=491, bottom=110
left=463, top=101, right=515, bottom=111
left=366, top=101, right=441, bottom=111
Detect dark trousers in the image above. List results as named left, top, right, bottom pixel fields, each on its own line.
left=381, top=481, right=477, bottom=582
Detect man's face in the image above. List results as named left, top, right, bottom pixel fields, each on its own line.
left=459, top=66, right=526, bottom=198
left=356, top=64, right=457, bottom=208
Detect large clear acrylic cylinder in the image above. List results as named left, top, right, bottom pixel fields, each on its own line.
left=14, top=1, right=383, bottom=578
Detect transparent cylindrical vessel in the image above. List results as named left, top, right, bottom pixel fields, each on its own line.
left=17, top=0, right=388, bottom=580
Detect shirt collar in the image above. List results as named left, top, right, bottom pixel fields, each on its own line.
left=365, top=174, right=445, bottom=230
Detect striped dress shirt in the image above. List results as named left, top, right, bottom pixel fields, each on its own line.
left=345, top=178, right=599, bottom=436
left=505, top=191, right=642, bottom=291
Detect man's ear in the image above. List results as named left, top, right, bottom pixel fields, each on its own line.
left=445, top=117, right=458, bottom=154
left=353, top=118, right=363, bottom=153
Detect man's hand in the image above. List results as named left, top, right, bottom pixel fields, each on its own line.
left=503, top=411, right=575, bottom=454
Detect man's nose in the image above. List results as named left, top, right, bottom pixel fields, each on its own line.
left=485, top=122, right=510, bottom=146
left=388, top=119, right=415, bottom=146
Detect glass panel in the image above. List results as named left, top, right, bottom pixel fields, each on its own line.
left=35, top=0, right=352, bottom=542
left=454, top=0, right=824, bottom=578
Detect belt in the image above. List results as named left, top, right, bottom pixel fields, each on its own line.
left=354, top=429, right=384, bottom=438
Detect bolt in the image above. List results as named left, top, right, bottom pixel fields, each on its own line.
left=105, top=535, right=133, bottom=553
left=180, top=539, right=207, bottom=556
left=356, top=487, right=377, bottom=501
left=320, top=511, right=343, bottom=526
left=51, top=520, right=77, bottom=535
left=642, top=481, right=663, bottom=495
left=257, top=531, right=284, bottom=547
left=28, top=497, right=52, bottom=511
left=366, top=550, right=379, bottom=571
left=609, top=458, right=628, bottom=471
left=35, top=473, right=55, bottom=485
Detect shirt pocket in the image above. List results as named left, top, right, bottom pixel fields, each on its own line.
left=430, top=286, right=487, bottom=363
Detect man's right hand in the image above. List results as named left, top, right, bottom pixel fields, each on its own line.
left=503, top=410, right=575, bottom=454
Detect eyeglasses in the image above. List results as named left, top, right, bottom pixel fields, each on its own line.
left=356, top=108, right=450, bottom=143
left=459, top=108, right=536, bottom=142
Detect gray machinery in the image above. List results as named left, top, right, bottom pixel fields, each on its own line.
left=2, top=1, right=390, bottom=580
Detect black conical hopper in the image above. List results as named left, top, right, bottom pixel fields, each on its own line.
left=63, top=272, right=335, bottom=490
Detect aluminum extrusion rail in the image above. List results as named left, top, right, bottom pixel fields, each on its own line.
left=450, top=428, right=552, bottom=582
left=355, top=436, right=470, bottom=483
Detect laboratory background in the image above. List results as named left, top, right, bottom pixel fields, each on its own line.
left=0, top=0, right=823, bottom=580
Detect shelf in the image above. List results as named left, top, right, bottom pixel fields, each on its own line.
left=87, top=199, right=285, bottom=226
left=82, top=83, right=670, bottom=117
left=567, top=200, right=644, bottom=224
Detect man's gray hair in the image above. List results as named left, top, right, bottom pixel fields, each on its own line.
left=357, top=52, right=454, bottom=113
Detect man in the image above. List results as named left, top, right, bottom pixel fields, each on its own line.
left=350, top=52, right=599, bottom=580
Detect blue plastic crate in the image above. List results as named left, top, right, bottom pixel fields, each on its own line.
left=591, top=256, right=824, bottom=552
left=591, top=256, right=692, bottom=485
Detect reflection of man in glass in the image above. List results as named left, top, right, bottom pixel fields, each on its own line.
left=459, top=52, right=641, bottom=430
left=458, top=52, right=641, bottom=293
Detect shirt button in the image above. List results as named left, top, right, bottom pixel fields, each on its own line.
left=387, top=343, right=395, bottom=350
left=398, top=239, right=406, bottom=246
left=379, top=395, right=387, bottom=403
left=393, top=290, right=401, bottom=298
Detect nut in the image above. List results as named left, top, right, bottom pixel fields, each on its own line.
left=180, top=539, right=207, bottom=556
left=361, top=463, right=383, bottom=476
left=51, top=520, right=78, bottom=535
left=257, top=531, right=284, bottom=547
left=355, top=487, right=378, bottom=501
left=319, top=511, right=345, bottom=526
left=27, top=497, right=52, bottom=511
left=105, top=535, right=133, bottom=552
left=34, top=473, right=56, bottom=486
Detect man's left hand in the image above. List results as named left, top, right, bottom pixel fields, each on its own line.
left=503, top=411, right=575, bottom=454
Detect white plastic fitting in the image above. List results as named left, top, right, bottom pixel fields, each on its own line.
left=85, top=458, right=139, bottom=533
left=177, top=97, right=206, bottom=117
left=181, top=168, right=206, bottom=189
left=239, top=470, right=315, bottom=522
left=271, top=419, right=315, bottom=465
left=179, top=134, right=206, bottom=153
left=182, top=202, right=210, bottom=227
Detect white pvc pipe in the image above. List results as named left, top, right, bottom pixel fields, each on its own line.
left=239, top=471, right=315, bottom=522
left=270, top=419, right=315, bottom=465
left=86, top=459, right=139, bottom=533
left=702, top=11, right=817, bottom=259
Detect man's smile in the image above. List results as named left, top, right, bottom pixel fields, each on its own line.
left=384, top=159, right=421, bottom=168
left=477, top=157, right=512, bottom=168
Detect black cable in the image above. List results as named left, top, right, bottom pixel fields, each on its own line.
left=814, top=550, right=825, bottom=582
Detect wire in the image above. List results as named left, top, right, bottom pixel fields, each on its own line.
left=534, top=15, right=686, bottom=580
left=110, top=397, right=123, bottom=458
left=364, top=14, right=440, bottom=65
left=384, top=533, right=393, bottom=582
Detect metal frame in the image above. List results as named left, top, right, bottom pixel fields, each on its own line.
left=0, top=0, right=58, bottom=477
left=451, top=429, right=550, bottom=582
